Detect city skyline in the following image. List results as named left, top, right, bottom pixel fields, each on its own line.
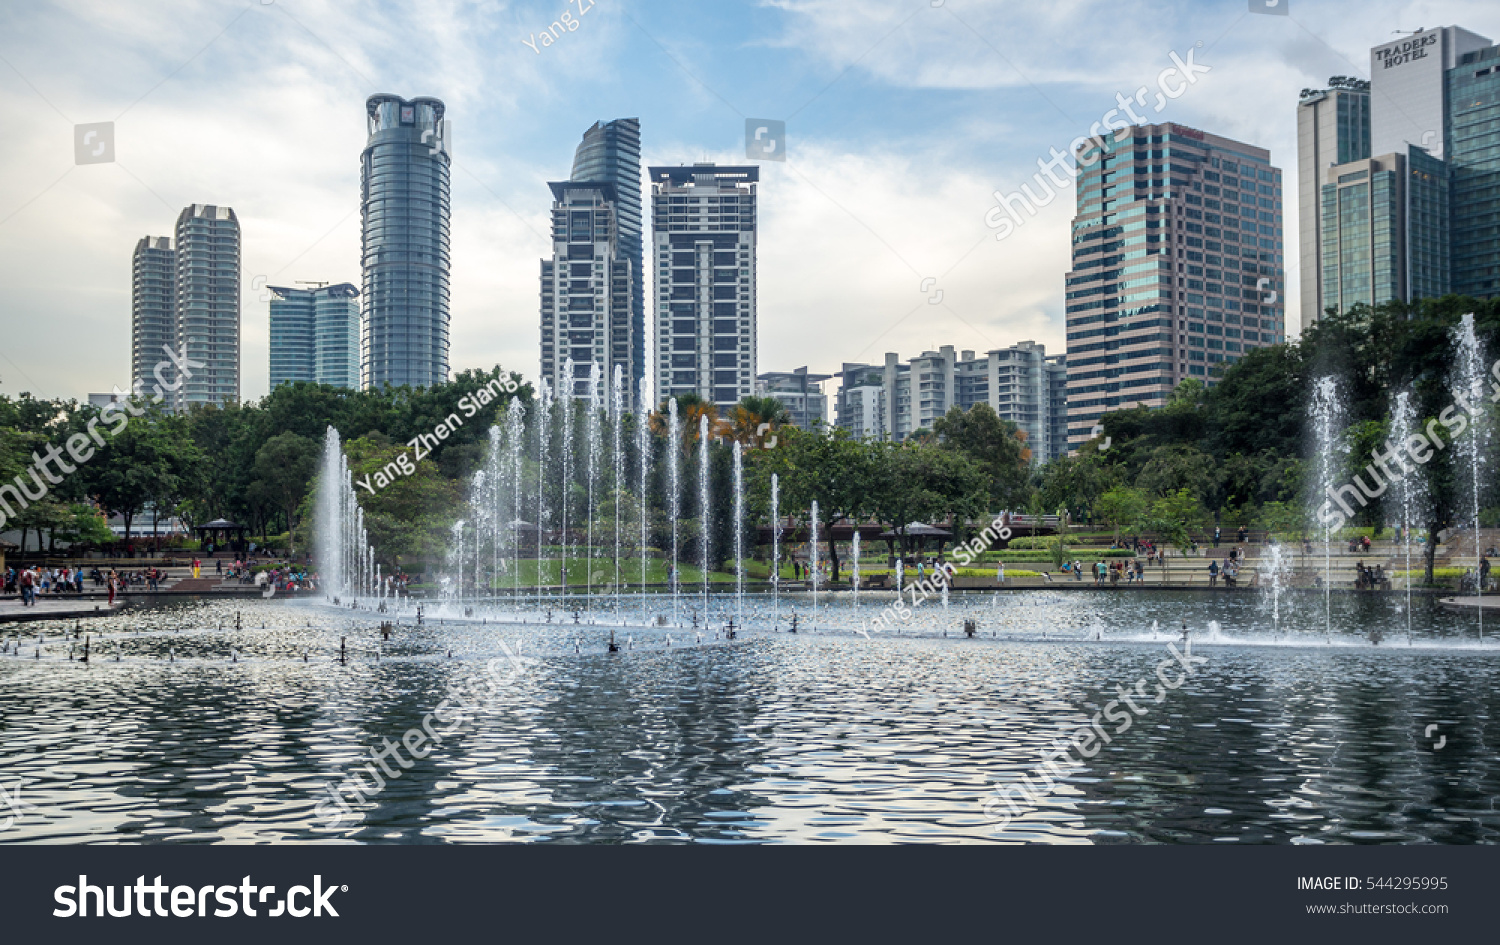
left=2, top=1, right=1497, bottom=410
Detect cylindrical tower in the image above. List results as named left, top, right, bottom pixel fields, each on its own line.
left=361, top=94, right=451, bottom=389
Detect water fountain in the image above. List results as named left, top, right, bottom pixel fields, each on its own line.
left=810, top=500, right=820, bottom=625
left=700, top=413, right=711, bottom=620
left=612, top=365, right=624, bottom=619
left=315, top=426, right=382, bottom=601
left=733, top=441, right=744, bottom=631
left=559, top=366, right=575, bottom=604
left=535, top=383, right=552, bottom=608
left=771, top=473, right=780, bottom=630
left=586, top=361, right=602, bottom=612
left=1452, top=313, right=1490, bottom=643
left=1389, top=390, right=1424, bottom=645
left=669, top=398, right=680, bottom=625
left=852, top=529, right=861, bottom=608
left=1309, top=376, right=1345, bottom=639
left=1259, top=541, right=1289, bottom=637
left=638, top=377, right=651, bottom=623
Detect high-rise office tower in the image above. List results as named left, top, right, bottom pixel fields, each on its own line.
left=539, top=181, right=634, bottom=399
left=131, top=235, right=175, bottom=395
left=1449, top=42, right=1500, bottom=298
left=269, top=283, right=362, bottom=390
left=269, top=287, right=316, bottom=387
left=361, top=94, right=451, bottom=389
left=1301, top=27, right=1496, bottom=319
left=571, top=119, right=644, bottom=393
left=1064, top=123, right=1285, bottom=452
left=1296, top=78, right=1370, bottom=326
left=649, top=164, right=758, bottom=411
left=172, top=204, right=240, bottom=410
left=1316, top=149, right=1449, bottom=314
left=1370, top=26, right=1491, bottom=160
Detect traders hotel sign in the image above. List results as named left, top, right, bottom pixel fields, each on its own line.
left=1375, top=33, right=1437, bottom=69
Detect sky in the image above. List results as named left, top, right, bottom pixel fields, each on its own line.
left=0, top=0, right=1495, bottom=407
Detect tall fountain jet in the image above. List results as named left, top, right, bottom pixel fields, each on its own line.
left=669, top=398, right=680, bottom=624
left=1452, top=313, right=1491, bottom=642
left=700, top=414, right=711, bottom=619
left=316, top=426, right=381, bottom=600
left=1309, top=377, right=1345, bottom=638
left=1390, top=390, right=1425, bottom=644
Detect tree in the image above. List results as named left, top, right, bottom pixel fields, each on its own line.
left=1095, top=486, right=1147, bottom=541
left=1144, top=489, right=1209, bottom=556
left=88, top=399, right=195, bottom=545
left=252, top=432, right=321, bottom=552
left=753, top=425, right=874, bottom=581
left=865, top=443, right=989, bottom=559
left=930, top=403, right=1032, bottom=510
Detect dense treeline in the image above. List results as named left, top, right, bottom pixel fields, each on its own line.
left=1042, top=295, right=1500, bottom=579
left=5, top=294, right=1496, bottom=586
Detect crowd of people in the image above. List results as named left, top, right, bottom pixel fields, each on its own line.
left=3, top=564, right=154, bottom=606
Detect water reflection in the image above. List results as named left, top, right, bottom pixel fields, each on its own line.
left=0, top=594, right=1497, bottom=843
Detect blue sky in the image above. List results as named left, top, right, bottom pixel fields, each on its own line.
left=1, top=0, right=1495, bottom=404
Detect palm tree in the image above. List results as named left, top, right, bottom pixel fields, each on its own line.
left=649, top=393, right=720, bottom=454
left=729, top=395, right=790, bottom=447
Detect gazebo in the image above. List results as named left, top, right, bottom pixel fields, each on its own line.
left=194, top=519, right=249, bottom=554
left=880, top=522, right=954, bottom=559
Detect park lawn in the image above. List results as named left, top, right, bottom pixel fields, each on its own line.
left=486, top=557, right=740, bottom=587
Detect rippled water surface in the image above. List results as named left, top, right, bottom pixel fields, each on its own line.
left=1, top=592, right=1497, bottom=844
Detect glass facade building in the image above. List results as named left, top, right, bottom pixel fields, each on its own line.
left=1449, top=43, right=1500, bottom=298
left=1297, top=79, right=1370, bottom=326
left=650, top=164, right=759, bottom=411
left=361, top=94, right=451, bottom=389
left=1064, top=123, right=1285, bottom=452
left=172, top=204, right=240, bottom=410
left=1303, top=27, right=1498, bottom=318
left=570, top=119, right=644, bottom=393
left=539, top=181, right=635, bottom=400
left=131, top=235, right=175, bottom=395
left=269, top=283, right=361, bottom=390
left=268, top=288, right=316, bottom=387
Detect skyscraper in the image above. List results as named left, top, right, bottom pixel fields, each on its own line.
left=1300, top=27, right=1497, bottom=319
left=571, top=119, right=644, bottom=392
left=268, top=287, right=316, bottom=387
left=1064, top=123, right=1285, bottom=452
left=1370, top=26, right=1491, bottom=160
left=1296, top=77, right=1370, bottom=326
left=361, top=94, right=451, bottom=389
left=539, top=181, right=634, bottom=399
left=1315, top=149, right=1449, bottom=315
left=172, top=204, right=240, bottom=410
left=1449, top=42, right=1500, bottom=299
left=649, top=164, right=759, bottom=411
left=269, top=283, right=362, bottom=390
left=131, top=235, right=175, bottom=395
